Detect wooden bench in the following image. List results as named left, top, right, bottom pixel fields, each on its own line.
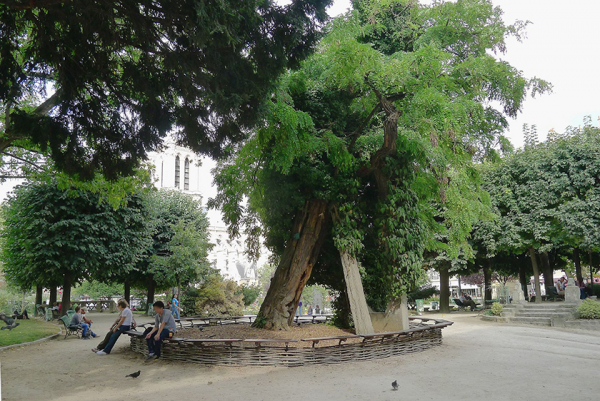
left=180, top=338, right=244, bottom=348
left=243, top=338, right=298, bottom=351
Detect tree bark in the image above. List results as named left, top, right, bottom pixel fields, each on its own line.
left=519, top=264, right=528, bottom=300
left=146, top=277, right=156, bottom=315
left=339, top=250, right=375, bottom=335
left=61, top=272, right=73, bottom=315
left=439, top=263, right=450, bottom=313
left=528, top=248, right=542, bottom=304
left=256, top=199, right=330, bottom=330
left=574, top=248, right=582, bottom=283
left=483, top=260, right=493, bottom=306
left=540, top=252, right=554, bottom=292
left=124, top=281, right=131, bottom=305
left=35, top=285, right=43, bottom=306
left=49, top=286, right=57, bottom=306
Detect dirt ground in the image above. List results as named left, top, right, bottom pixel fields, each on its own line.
left=1, top=311, right=599, bottom=401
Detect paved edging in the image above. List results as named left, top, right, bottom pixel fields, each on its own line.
left=0, top=328, right=62, bottom=352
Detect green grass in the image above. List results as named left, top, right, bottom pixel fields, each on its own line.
left=0, top=318, right=60, bottom=347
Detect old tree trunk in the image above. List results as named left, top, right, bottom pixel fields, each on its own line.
left=439, top=263, right=451, bottom=313
left=61, top=271, right=74, bottom=315
left=256, top=200, right=330, bottom=330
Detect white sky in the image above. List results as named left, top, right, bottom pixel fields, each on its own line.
left=2, top=0, right=599, bottom=202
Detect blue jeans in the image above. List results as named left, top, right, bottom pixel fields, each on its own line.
left=103, top=325, right=130, bottom=354
left=173, top=309, right=180, bottom=319
left=81, top=323, right=89, bottom=337
left=146, top=329, right=171, bottom=357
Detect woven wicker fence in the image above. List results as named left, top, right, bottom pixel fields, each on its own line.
left=129, top=317, right=452, bottom=367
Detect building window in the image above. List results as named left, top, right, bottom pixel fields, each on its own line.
left=175, top=156, right=180, bottom=188
left=184, top=158, right=190, bottom=190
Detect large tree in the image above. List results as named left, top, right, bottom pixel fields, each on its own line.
left=1, top=180, right=150, bottom=313
left=212, top=0, right=548, bottom=330
left=0, top=0, right=331, bottom=179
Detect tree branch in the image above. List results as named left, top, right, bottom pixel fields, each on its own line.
left=1, top=152, right=44, bottom=170
left=33, top=89, right=63, bottom=115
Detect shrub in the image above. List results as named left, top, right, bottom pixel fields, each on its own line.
left=490, top=302, right=503, bottom=316
left=577, top=299, right=600, bottom=319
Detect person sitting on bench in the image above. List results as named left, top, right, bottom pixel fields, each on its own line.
left=459, top=293, right=478, bottom=311
left=556, top=276, right=567, bottom=296
left=12, top=309, right=29, bottom=320
left=145, top=301, right=177, bottom=361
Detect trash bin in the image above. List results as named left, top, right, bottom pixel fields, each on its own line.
left=431, top=301, right=439, bottom=311
left=416, top=299, right=424, bottom=315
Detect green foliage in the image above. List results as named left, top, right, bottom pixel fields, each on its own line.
left=193, top=274, right=244, bottom=317
left=238, top=284, right=261, bottom=307
left=576, top=299, right=600, bottom=320
left=72, top=281, right=124, bottom=300
left=490, top=302, right=503, bottom=316
left=0, top=0, right=331, bottom=179
left=211, top=0, right=549, bottom=318
left=407, top=285, right=440, bottom=307
left=1, top=180, right=150, bottom=291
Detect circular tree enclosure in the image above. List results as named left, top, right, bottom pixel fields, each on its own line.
left=128, top=317, right=452, bottom=367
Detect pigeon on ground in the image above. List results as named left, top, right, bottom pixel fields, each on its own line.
left=1, top=321, right=19, bottom=331
left=392, top=380, right=398, bottom=391
left=126, top=371, right=141, bottom=378
left=0, top=313, right=16, bottom=326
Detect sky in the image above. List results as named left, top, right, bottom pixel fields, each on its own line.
left=2, top=0, right=599, bottom=203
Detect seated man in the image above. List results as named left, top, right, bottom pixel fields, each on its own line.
left=460, top=293, right=479, bottom=311
left=556, top=276, right=567, bottom=296
left=80, top=308, right=97, bottom=338
left=145, top=301, right=177, bottom=361
left=575, top=279, right=588, bottom=300
left=70, top=306, right=93, bottom=339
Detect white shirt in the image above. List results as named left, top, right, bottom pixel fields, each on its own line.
left=120, top=308, right=133, bottom=326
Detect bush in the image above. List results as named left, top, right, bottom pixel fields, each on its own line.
left=194, top=274, right=244, bottom=317
left=238, top=284, right=260, bottom=307
left=490, top=302, right=503, bottom=316
left=577, top=299, right=600, bottom=319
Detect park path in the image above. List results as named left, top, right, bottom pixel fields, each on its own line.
left=1, top=312, right=599, bottom=401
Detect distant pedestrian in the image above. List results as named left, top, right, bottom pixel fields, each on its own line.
left=172, top=294, right=181, bottom=319
left=307, top=305, right=313, bottom=315
left=315, top=305, right=320, bottom=315
left=297, top=300, right=303, bottom=316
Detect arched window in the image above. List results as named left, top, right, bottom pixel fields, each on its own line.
left=175, top=156, right=181, bottom=188
left=184, top=158, right=190, bottom=190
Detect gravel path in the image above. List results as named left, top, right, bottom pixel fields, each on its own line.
left=1, top=312, right=599, bottom=401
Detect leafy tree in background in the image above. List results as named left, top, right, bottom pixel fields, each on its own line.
left=211, top=0, right=549, bottom=330
left=0, top=0, right=331, bottom=179
left=132, top=189, right=212, bottom=310
left=72, top=281, right=125, bottom=301
left=1, top=180, right=149, bottom=314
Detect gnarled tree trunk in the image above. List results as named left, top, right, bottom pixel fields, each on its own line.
left=339, top=250, right=375, bottom=335
left=257, top=199, right=330, bottom=330
left=439, top=263, right=450, bottom=313
left=528, top=247, right=542, bottom=304
left=35, top=285, right=43, bottom=306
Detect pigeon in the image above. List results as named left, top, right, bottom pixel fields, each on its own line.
left=1, top=322, right=19, bottom=331
left=392, top=380, right=398, bottom=391
left=0, top=313, right=16, bottom=326
left=126, top=371, right=141, bottom=378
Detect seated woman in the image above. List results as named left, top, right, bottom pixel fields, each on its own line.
left=95, top=299, right=133, bottom=355
left=145, top=301, right=177, bottom=361
left=80, top=308, right=97, bottom=338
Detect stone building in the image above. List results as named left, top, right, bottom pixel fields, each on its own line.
left=147, top=137, right=262, bottom=284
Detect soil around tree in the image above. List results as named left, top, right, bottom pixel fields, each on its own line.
left=177, top=324, right=359, bottom=347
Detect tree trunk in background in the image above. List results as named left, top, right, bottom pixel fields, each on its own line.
left=519, top=265, right=528, bottom=300
left=146, top=277, right=156, bottom=315
left=339, top=250, right=375, bottom=335
left=61, top=272, right=73, bottom=315
left=124, top=281, right=131, bottom=305
left=49, top=287, right=57, bottom=306
left=35, top=285, right=43, bottom=306
left=540, top=252, right=554, bottom=292
left=483, top=260, right=493, bottom=306
left=439, top=263, right=450, bottom=313
left=528, top=248, right=542, bottom=304
left=574, top=248, right=582, bottom=283
left=256, top=199, right=330, bottom=330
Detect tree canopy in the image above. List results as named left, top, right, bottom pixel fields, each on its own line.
left=210, top=0, right=549, bottom=329
left=0, top=0, right=331, bottom=179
